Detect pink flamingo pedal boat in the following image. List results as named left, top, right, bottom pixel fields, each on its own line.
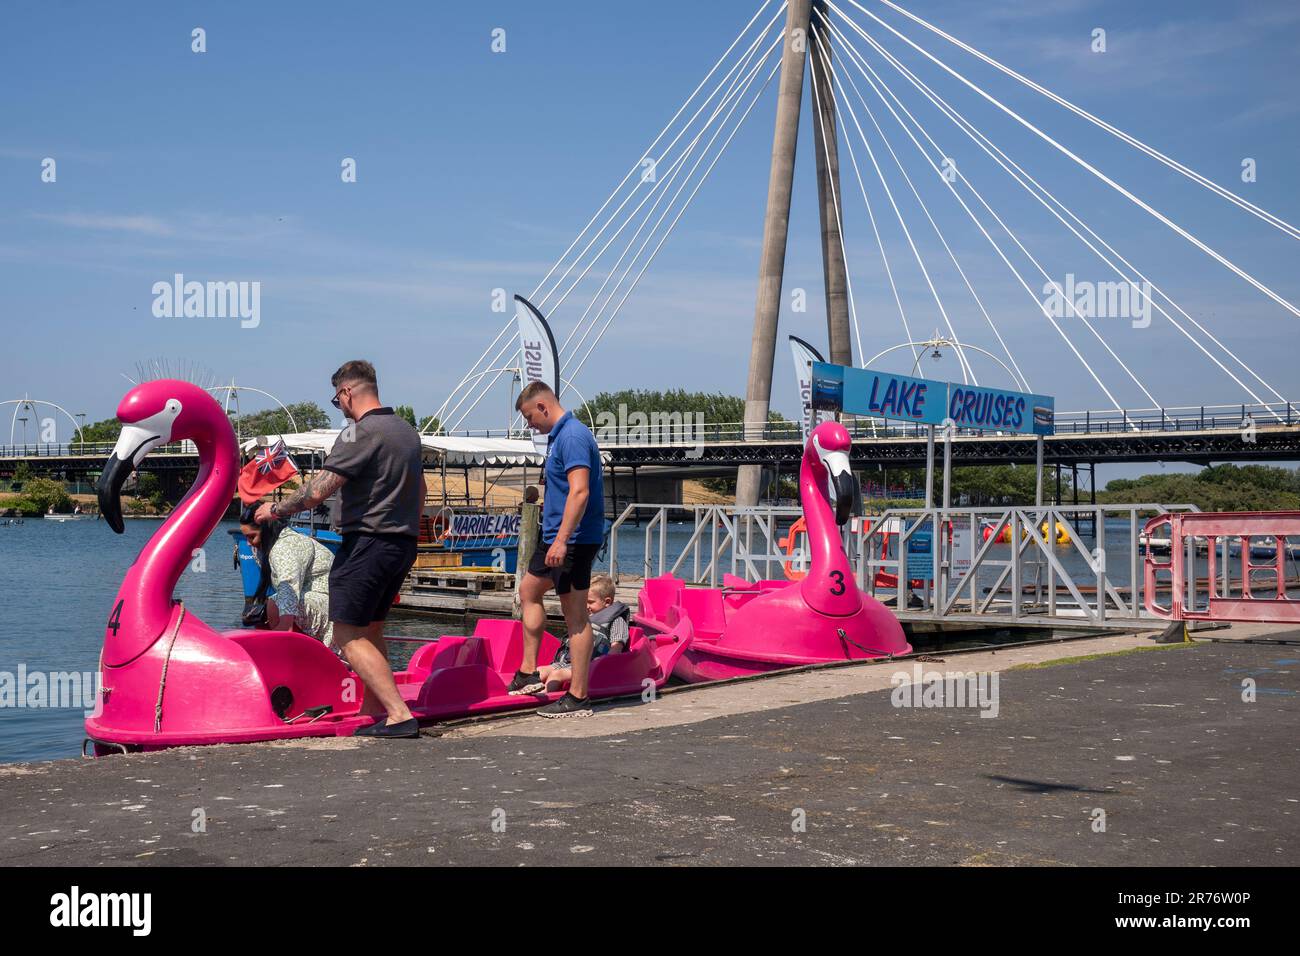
left=87, top=380, right=689, bottom=754
left=635, top=421, right=911, bottom=682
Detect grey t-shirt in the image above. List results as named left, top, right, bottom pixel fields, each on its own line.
left=321, top=407, right=424, bottom=537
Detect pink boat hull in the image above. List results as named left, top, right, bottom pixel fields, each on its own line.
left=637, top=573, right=911, bottom=683
left=401, top=618, right=690, bottom=720
left=86, top=617, right=691, bottom=754
left=86, top=380, right=693, bottom=756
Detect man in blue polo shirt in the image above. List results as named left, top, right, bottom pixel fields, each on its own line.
left=507, top=381, right=605, bottom=717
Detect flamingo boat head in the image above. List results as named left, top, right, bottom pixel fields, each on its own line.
left=97, top=379, right=226, bottom=533
left=806, top=420, right=857, bottom=528
left=86, top=379, right=368, bottom=752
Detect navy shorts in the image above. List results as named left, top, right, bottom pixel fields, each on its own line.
left=527, top=540, right=601, bottom=595
left=329, top=532, right=418, bottom=627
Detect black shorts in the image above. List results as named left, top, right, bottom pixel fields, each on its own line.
left=526, top=540, right=601, bottom=595
left=329, top=532, right=418, bottom=627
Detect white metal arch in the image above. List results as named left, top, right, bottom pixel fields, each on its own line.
left=206, top=383, right=300, bottom=437
left=2, top=396, right=86, bottom=446
left=863, top=333, right=1027, bottom=391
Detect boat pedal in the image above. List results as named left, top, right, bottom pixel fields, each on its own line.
left=284, top=704, right=334, bottom=724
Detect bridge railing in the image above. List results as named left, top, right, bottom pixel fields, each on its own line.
left=1053, top=402, right=1295, bottom=434
left=0, top=441, right=197, bottom=459
left=609, top=501, right=1229, bottom=628
left=2, top=401, right=1293, bottom=460
left=437, top=402, right=1296, bottom=445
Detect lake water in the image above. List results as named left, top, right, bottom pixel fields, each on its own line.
left=0, top=519, right=450, bottom=764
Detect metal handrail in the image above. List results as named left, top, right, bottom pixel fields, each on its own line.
left=609, top=500, right=1211, bottom=628
left=1, top=402, right=1295, bottom=458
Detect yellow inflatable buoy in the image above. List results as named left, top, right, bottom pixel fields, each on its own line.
left=1040, top=520, right=1070, bottom=544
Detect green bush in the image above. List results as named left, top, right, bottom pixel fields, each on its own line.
left=4, top=497, right=41, bottom=516
left=20, top=477, right=72, bottom=514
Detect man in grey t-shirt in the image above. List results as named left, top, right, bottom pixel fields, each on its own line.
left=256, top=360, right=425, bottom=739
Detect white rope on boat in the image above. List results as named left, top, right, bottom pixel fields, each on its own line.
left=839, top=0, right=1300, bottom=320
left=868, top=0, right=1300, bottom=243
left=153, top=603, right=186, bottom=734
left=837, top=13, right=1287, bottom=417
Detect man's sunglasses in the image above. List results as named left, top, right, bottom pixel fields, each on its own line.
left=331, top=385, right=350, bottom=409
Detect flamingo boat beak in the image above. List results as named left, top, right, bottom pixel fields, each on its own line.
left=822, top=449, right=855, bottom=526
left=96, top=422, right=168, bottom=534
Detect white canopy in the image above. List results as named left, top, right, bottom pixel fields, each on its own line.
left=421, top=435, right=547, bottom=466
left=241, top=430, right=583, bottom=467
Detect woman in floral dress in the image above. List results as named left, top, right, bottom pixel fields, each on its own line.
left=239, top=505, right=338, bottom=655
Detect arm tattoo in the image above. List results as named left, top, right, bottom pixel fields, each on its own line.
left=276, top=470, right=346, bottom=516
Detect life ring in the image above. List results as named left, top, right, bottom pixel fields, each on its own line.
left=428, top=508, right=452, bottom=544
left=780, top=517, right=808, bottom=580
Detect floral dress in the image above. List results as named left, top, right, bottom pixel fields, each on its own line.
left=267, top=527, right=337, bottom=654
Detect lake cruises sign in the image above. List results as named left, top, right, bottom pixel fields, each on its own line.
left=810, top=362, right=1055, bottom=436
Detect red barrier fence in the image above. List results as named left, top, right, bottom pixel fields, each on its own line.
left=1143, top=511, right=1300, bottom=623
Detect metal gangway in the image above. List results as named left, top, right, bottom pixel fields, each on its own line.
left=609, top=501, right=1231, bottom=630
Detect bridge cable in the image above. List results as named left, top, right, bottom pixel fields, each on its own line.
left=831, top=11, right=1287, bottom=416
left=820, top=23, right=976, bottom=384
left=567, top=56, right=787, bottom=387
left=825, top=11, right=1132, bottom=413
left=840, top=0, right=1300, bottom=320
left=806, top=25, right=866, bottom=366
left=812, top=33, right=918, bottom=368
left=431, top=0, right=781, bottom=431
left=546, top=32, right=781, bottom=405
left=867, top=0, right=1300, bottom=243
left=553, top=27, right=785, bottom=363
left=442, top=10, right=782, bottom=432
left=816, top=16, right=1027, bottom=391
left=451, top=30, right=783, bottom=433
left=539, top=6, right=788, bottom=321
left=828, top=12, right=1159, bottom=409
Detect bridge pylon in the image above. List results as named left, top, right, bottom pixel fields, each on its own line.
left=738, top=0, right=850, bottom=506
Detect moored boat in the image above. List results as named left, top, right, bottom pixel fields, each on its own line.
left=636, top=421, right=911, bottom=682
left=86, top=379, right=687, bottom=755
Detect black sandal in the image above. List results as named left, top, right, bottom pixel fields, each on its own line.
left=354, top=717, right=420, bottom=738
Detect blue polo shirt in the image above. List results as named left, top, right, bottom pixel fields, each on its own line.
left=542, top=412, right=605, bottom=545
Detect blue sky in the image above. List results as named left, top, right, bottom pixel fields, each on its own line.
left=2, top=0, right=1298, bottom=444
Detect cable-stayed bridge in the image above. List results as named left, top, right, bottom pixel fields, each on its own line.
left=428, top=0, right=1299, bottom=501
left=4, top=1, right=1297, bottom=502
